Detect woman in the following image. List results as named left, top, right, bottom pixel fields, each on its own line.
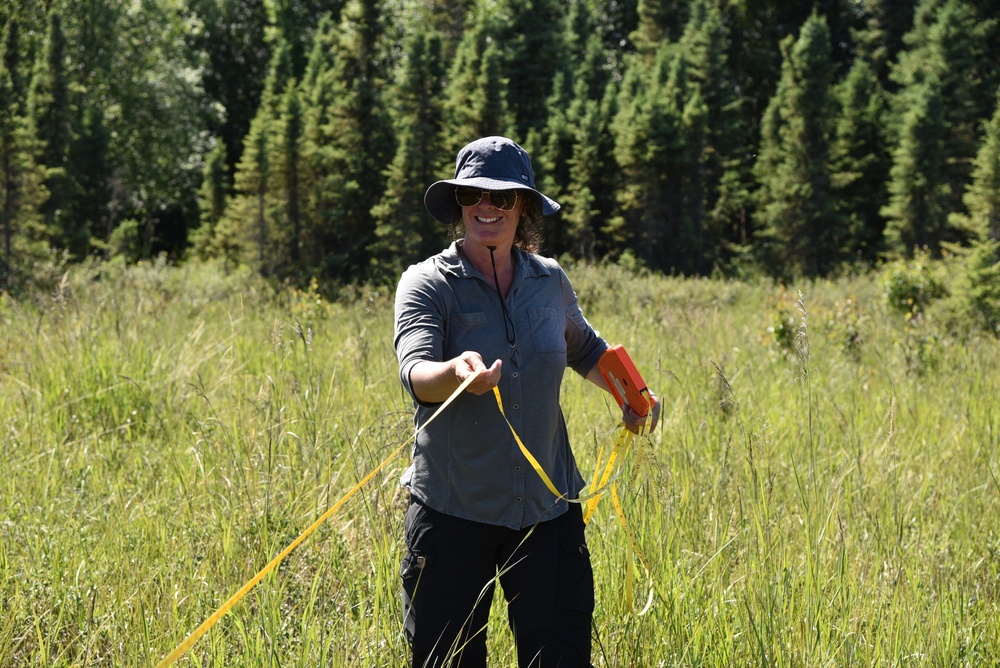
left=393, top=136, right=659, bottom=667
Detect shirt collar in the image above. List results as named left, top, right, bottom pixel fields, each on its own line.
left=437, top=240, right=552, bottom=283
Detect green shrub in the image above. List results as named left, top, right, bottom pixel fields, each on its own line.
left=882, top=248, right=947, bottom=318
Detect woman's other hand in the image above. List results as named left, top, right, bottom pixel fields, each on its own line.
left=623, top=391, right=660, bottom=434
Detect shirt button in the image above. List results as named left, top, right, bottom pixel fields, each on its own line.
left=512, top=372, right=519, bottom=378
left=515, top=496, right=523, bottom=503
left=515, top=465, right=522, bottom=472
left=512, top=404, right=519, bottom=410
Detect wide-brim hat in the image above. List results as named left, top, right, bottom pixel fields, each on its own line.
left=424, top=136, right=561, bottom=224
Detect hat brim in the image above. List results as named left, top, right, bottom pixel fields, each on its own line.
left=424, top=177, right=560, bottom=225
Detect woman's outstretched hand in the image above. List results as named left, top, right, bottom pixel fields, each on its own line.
left=455, top=351, right=502, bottom=396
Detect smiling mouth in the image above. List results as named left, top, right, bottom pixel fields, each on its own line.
left=475, top=215, right=503, bottom=223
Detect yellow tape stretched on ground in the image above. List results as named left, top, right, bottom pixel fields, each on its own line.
left=155, top=369, right=484, bottom=668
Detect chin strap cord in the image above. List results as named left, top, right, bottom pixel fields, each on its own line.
left=487, top=246, right=516, bottom=347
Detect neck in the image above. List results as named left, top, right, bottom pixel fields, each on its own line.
left=461, top=240, right=514, bottom=295
left=464, top=240, right=512, bottom=271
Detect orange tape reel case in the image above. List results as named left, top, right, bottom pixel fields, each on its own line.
left=597, top=345, right=650, bottom=417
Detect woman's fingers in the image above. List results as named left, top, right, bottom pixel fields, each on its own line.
left=623, top=392, right=660, bottom=434
left=458, top=353, right=502, bottom=395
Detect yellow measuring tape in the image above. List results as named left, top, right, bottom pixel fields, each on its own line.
left=155, top=370, right=483, bottom=667
left=495, top=385, right=659, bottom=613
left=158, top=374, right=656, bottom=664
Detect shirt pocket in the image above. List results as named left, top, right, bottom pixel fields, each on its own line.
left=528, top=307, right=567, bottom=354
left=448, top=311, right=488, bottom=348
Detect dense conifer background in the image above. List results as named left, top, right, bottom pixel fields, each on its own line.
left=1, top=0, right=999, bottom=290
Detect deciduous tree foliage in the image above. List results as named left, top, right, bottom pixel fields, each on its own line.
left=2, top=0, right=1000, bottom=291
left=185, top=0, right=272, bottom=175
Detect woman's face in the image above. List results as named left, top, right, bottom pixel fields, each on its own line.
left=457, top=187, right=525, bottom=250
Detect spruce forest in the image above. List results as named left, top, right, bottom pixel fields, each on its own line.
left=1, top=0, right=1000, bottom=293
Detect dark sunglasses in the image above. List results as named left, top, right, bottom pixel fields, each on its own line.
left=454, top=186, right=519, bottom=210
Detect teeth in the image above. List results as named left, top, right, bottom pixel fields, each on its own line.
left=477, top=216, right=502, bottom=223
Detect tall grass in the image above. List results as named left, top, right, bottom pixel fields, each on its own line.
left=2, top=258, right=998, bottom=666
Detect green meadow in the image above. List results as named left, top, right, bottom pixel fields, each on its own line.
left=2, top=259, right=998, bottom=666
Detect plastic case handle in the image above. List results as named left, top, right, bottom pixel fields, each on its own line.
left=597, top=344, right=649, bottom=417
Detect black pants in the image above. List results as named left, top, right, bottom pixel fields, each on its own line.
left=400, top=500, right=594, bottom=668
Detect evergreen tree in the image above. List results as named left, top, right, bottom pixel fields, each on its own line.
left=220, top=39, right=293, bottom=275
left=298, top=13, right=337, bottom=272
left=475, top=43, right=514, bottom=140
left=441, top=22, right=515, bottom=158
left=0, top=60, right=47, bottom=292
left=483, top=0, right=566, bottom=138
left=532, top=68, right=573, bottom=254
left=589, top=0, right=638, bottom=77
left=409, top=0, right=476, bottom=61
left=189, top=138, right=231, bottom=261
left=26, top=10, right=78, bottom=254
left=678, top=0, right=750, bottom=274
left=370, top=28, right=447, bottom=281
left=631, top=0, right=690, bottom=54
left=953, top=93, right=1000, bottom=334
left=2, top=19, right=23, bottom=114
left=961, top=236, right=1000, bottom=334
left=887, top=0, right=996, bottom=254
left=225, top=107, right=272, bottom=272
left=300, top=0, right=392, bottom=282
left=882, top=76, right=949, bottom=255
left=272, top=79, right=304, bottom=268
left=1, top=60, right=20, bottom=289
left=829, top=59, right=890, bottom=264
left=265, top=0, right=343, bottom=77
left=557, top=96, right=604, bottom=261
left=612, top=43, right=703, bottom=273
left=536, top=0, right=617, bottom=259
left=721, top=0, right=779, bottom=130
left=852, top=0, right=918, bottom=83
left=955, top=94, right=1000, bottom=243
left=753, top=12, right=836, bottom=278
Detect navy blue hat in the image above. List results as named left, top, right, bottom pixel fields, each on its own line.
left=424, top=136, right=561, bottom=224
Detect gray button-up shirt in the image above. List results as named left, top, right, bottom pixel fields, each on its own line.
left=393, top=241, right=608, bottom=529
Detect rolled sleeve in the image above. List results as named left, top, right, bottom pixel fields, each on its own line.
left=394, top=264, right=446, bottom=403
left=556, top=265, right=608, bottom=377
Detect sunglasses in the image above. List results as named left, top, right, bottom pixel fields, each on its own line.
left=454, top=186, right=520, bottom=211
